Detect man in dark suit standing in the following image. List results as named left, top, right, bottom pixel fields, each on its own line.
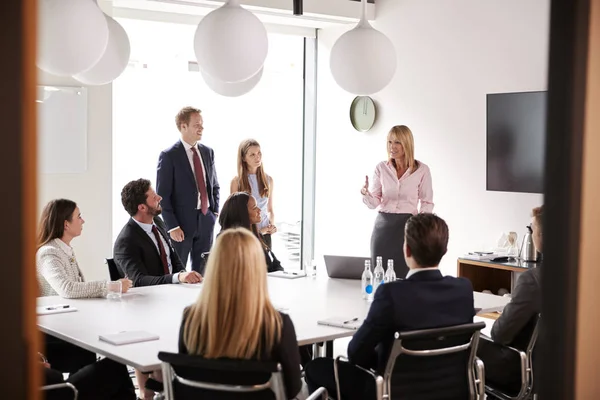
left=156, top=106, right=220, bottom=275
left=477, top=206, right=543, bottom=394
left=113, top=178, right=202, bottom=287
left=305, top=214, right=475, bottom=400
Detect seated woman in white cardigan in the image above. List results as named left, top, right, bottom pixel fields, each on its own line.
left=36, top=198, right=132, bottom=298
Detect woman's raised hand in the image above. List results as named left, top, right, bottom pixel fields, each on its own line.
left=361, top=175, right=370, bottom=196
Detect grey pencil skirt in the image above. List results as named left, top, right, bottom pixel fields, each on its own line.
left=370, top=212, right=413, bottom=278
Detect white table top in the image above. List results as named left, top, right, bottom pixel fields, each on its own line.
left=37, top=277, right=509, bottom=370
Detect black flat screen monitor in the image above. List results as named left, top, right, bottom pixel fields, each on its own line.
left=486, top=91, right=546, bottom=194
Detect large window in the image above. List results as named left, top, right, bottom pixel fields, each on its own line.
left=112, top=18, right=311, bottom=269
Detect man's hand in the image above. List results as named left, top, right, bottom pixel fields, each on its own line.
left=118, top=278, right=133, bottom=293
left=260, top=224, right=277, bottom=235
left=178, top=271, right=203, bottom=284
left=170, top=227, right=185, bottom=242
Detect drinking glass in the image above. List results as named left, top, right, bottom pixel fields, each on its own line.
left=106, top=280, right=122, bottom=300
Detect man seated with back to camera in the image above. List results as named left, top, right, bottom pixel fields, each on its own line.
left=113, top=178, right=202, bottom=287
left=304, top=213, right=475, bottom=400
left=477, top=205, right=543, bottom=394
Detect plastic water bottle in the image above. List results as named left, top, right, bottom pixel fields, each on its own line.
left=384, top=259, right=397, bottom=283
left=361, top=260, right=374, bottom=301
left=373, top=256, right=385, bottom=289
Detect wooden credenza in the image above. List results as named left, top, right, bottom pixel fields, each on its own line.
left=457, top=258, right=538, bottom=294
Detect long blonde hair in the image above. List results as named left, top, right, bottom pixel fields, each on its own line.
left=183, top=228, right=282, bottom=358
left=387, top=125, right=419, bottom=173
left=236, top=139, right=270, bottom=198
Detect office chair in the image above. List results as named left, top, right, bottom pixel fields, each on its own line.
left=334, top=322, right=487, bottom=400
left=158, top=351, right=327, bottom=400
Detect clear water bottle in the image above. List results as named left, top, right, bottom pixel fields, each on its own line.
left=373, top=256, right=385, bottom=289
left=361, top=260, right=374, bottom=301
left=384, top=259, right=397, bottom=283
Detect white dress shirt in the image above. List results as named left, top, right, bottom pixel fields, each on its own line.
left=180, top=138, right=207, bottom=210
left=132, top=218, right=180, bottom=284
left=405, top=267, right=440, bottom=279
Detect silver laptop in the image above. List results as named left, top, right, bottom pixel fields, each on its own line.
left=324, top=255, right=369, bottom=280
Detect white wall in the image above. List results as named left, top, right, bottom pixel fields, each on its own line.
left=314, top=0, right=548, bottom=276
left=37, top=71, right=113, bottom=282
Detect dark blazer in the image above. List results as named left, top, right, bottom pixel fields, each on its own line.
left=156, top=141, right=220, bottom=235
left=178, top=309, right=302, bottom=399
left=477, top=267, right=541, bottom=393
left=348, top=269, right=475, bottom=372
left=113, top=217, right=185, bottom=287
left=491, top=267, right=541, bottom=348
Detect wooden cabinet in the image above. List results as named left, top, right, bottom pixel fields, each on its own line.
left=457, top=258, right=537, bottom=294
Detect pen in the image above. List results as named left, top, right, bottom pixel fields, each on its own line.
left=46, top=305, right=70, bottom=311
left=342, top=317, right=358, bottom=324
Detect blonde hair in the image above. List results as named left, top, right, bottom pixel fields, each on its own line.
left=183, top=228, right=282, bottom=358
left=236, top=139, right=270, bottom=198
left=387, top=125, right=419, bottom=173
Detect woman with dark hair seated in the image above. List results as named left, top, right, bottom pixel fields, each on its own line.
left=219, top=192, right=284, bottom=273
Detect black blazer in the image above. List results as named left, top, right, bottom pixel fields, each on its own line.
left=178, top=309, right=302, bottom=399
left=113, top=217, right=185, bottom=287
left=348, top=269, right=475, bottom=372
left=156, top=141, right=220, bottom=235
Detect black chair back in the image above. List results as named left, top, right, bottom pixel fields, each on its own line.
left=384, top=322, right=486, bottom=400
left=105, top=258, right=123, bottom=280
left=157, top=351, right=286, bottom=400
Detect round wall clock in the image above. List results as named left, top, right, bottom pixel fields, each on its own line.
left=350, top=96, right=376, bottom=132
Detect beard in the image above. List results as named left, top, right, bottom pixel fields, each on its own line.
left=147, top=204, right=162, bottom=217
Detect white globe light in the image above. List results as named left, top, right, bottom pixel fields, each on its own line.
left=74, top=15, right=131, bottom=86
left=38, top=0, right=109, bottom=76
left=194, top=0, right=268, bottom=83
left=201, top=67, right=263, bottom=97
left=330, top=22, right=397, bottom=95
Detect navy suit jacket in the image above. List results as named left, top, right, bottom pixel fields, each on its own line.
left=348, top=269, right=475, bottom=372
left=156, top=141, right=220, bottom=236
left=113, top=217, right=185, bottom=287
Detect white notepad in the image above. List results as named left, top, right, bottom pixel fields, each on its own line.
left=268, top=271, right=306, bottom=279
left=317, top=317, right=363, bottom=330
left=99, top=331, right=160, bottom=346
left=37, top=304, right=78, bottom=315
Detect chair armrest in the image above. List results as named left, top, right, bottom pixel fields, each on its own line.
left=41, top=382, right=78, bottom=400
left=306, top=387, right=328, bottom=400
left=334, top=356, right=382, bottom=400
left=479, top=335, right=527, bottom=358
left=474, top=357, right=485, bottom=400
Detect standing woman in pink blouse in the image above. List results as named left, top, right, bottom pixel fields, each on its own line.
left=361, top=125, right=434, bottom=278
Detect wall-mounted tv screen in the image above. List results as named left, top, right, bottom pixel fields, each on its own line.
left=486, top=91, right=546, bottom=194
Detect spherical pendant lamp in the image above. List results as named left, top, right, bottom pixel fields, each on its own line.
left=37, top=0, right=109, bottom=76
left=329, top=0, right=397, bottom=95
left=74, top=15, right=131, bottom=85
left=194, top=0, right=268, bottom=83
left=201, top=67, right=263, bottom=97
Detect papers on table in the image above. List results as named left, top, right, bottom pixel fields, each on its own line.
left=317, top=316, right=363, bottom=330
left=268, top=271, right=306, bottom=279
left=99, top=330, right=160, bottom=346
left=37, top=304, right=77, bottom=315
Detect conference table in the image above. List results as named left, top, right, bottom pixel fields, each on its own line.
left=37, top=276, right=509, bottom=371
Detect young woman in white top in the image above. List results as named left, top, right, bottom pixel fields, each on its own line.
left=36, top=199, right=132, bottom=298
left=230, top=139, right=277, bottom=248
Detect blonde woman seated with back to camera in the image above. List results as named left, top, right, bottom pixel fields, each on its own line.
left=179, top=228, right=303, bottom=399
left=37, top=199, right=132, bottom=298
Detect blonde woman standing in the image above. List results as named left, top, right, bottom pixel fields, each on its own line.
left=179, top=228, right=302, bottom=399
left=230, top=139, right=276, bottom=248
left=361, top=125, right=434, bottom=278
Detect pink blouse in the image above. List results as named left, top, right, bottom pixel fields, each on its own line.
left=362, top=161, right=434, bottom=214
